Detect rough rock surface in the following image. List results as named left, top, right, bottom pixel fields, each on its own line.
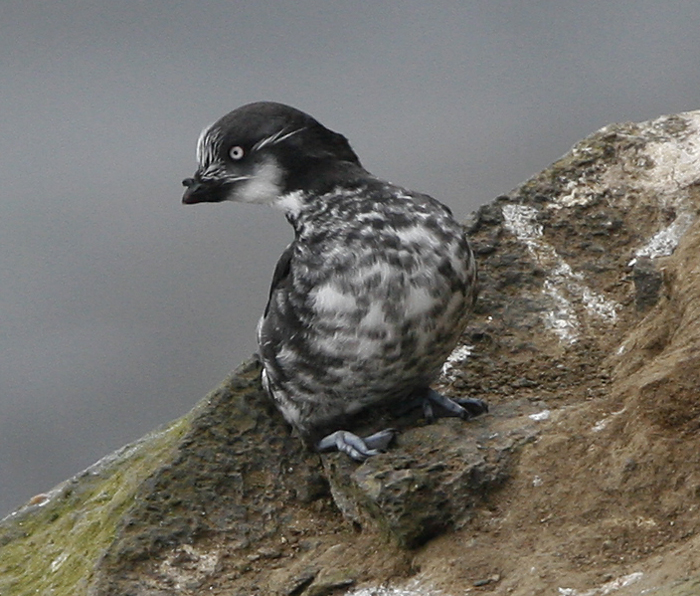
left=3, top=110, right=700, bottom=595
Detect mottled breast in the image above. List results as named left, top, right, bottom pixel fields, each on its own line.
left=258, top=183, right=476, bottom=438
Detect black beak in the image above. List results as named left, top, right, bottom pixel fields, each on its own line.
left=182, top=175, right=233, bottom=205
left=182, top=177, right=204, bottom=204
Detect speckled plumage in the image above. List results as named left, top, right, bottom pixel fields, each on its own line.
left=183, top=102, right=485, bottom=458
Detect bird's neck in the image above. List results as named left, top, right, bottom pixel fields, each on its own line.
left=272, top=162, right=376, bottom=224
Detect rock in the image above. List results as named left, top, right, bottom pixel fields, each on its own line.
left=633, top=256, right=664, bottom=311
left=4, top=109, right=700, bottom=595
left=322, top=407, right=540, bottom=548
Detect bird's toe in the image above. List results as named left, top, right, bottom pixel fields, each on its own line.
left=316, top=429, right=396, bottom=461
left=453, top=396, right=489, bottom=417
left=424, top=389, right=488, bottom=421
left=363, top=428, right=398, bottom=451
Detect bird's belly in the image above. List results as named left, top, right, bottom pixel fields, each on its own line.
left=261, top=242, right=474, bottom=435
left=298, top=272, right=469, bottom=402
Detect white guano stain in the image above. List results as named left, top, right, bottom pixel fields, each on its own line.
left=502, top=204, right=619, bottom=345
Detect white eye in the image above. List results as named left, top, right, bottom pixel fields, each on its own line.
left=229, top=146, right=245, bottom=161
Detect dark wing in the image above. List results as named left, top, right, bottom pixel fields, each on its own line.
left=264, top=244, right=294, bottom=318
left=258, top=243, right=297, bottom=389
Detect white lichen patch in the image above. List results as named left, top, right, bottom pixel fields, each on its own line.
left=556, top=176, right=605, bottom=209
left=604, top=113, right=700, bottom=264
left=551, top=112, right=700, bottom=270
left=529, top=410, right=551, bottom=422
left=158, top=544, right=220, bottom=591
left=591, top=418, right=609, bottom=433
left=348, top=579, right=445, bottom=596
left=502, top=204, right=619, bottom=344
left=637, top=112, right=700, bottom=193
left=591, top=407, right=626, bottom=433
left=49, top=552, right=69, bottom=573
left=502, top=204, right=544, bottom=240
left=589, top=112, right=700, bottom=201
left=558, top=571, right=643, bottom=596
left=629, top=207, right=695, bottom=265
left=542, top=280, right=580, bottom=344
left=440, top=344, right=474, bottom=380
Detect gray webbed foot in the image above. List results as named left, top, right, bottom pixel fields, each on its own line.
left=316, top=428, right=397, bottom=462
left=421, top=389, right=488, bottom=423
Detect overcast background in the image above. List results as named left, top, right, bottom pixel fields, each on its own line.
left=2, top=1, right=699, bottom=516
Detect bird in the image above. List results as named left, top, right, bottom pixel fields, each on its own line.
left=182, top=101, right=487, bottom=461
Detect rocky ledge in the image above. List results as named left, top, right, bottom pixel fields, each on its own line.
left=3, top=110, right=700, bottom=596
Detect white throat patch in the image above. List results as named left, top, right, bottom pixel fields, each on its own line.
left=235, top=160, right=283, bottom=204
left=273, top=190, right=305, bottom=218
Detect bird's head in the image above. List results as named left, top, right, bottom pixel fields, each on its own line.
left=182, top=102, right=363, bottom=206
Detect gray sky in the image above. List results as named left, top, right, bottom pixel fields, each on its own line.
left=2, top=1, right=699, bottom=516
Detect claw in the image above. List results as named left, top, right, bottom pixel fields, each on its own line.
left=394, top=389, right=488, bottom=421
left=313, top=389, right=487, bottom=461
left=422, top=399, right=435, bottom=421
left=363, top=428, right=398, bottom=451
left=317, top=428, right=397, bottom=461
left=423, top=389, right=488, bottom=421
left=424, top=389, right=466, bottom=418
left=453, top=396, right=489, bottom=417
